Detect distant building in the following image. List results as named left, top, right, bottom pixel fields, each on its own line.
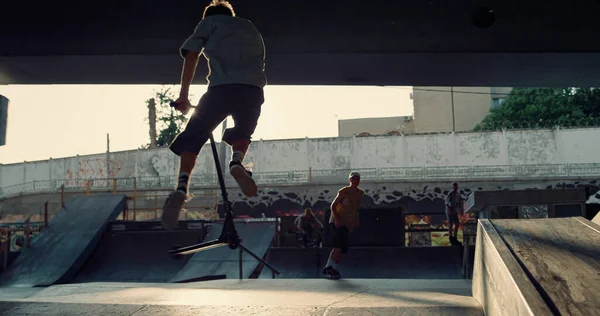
left=338, top=87, right=512, bottom=137
left=412, top=87, right=512, bottom=133
left=338, top=116, right=415, bottom=137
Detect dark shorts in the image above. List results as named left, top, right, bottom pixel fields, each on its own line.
left=170, top=84, right=264, bottom=156
left=302, top=224, right=314, bottom=236
left=446, top=209, right=459, bottom=225
left=330, top=223, right=349, bottom=254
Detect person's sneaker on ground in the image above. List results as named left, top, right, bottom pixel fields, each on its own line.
left=449, top=236, right=456, bottom=245
left=322, top=266, right=341, bottom=280
left=161, top=190, right=187, bottom=230
left=229, top=161, right=258, bottom=197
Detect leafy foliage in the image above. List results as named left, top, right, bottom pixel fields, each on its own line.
left=142, top=86, right=189, bottom=148
left=473, top=88, right=600, bottom=131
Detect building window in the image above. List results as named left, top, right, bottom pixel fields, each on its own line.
left=491, top=97, right=505, bottom=109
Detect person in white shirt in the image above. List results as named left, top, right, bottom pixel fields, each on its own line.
left=294, top=208, right=324, bottom=247
left=162, top=0, right=266, bottom=230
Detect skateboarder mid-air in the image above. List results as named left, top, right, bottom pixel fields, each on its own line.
left=323, top=172, right=364, bottom=279
left=446, top=182, right=464, bottom=246
left=162, top=0, right=267, bottom=230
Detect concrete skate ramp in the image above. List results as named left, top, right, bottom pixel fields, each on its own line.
left=170, top=221, right=276, bottom=282
left=489, top=217, right=600, bottom=316
left=260, top=246, right=463, bottom=279
left=72, top=230, right=206, bottom=283
left=0, top=194, right=127, bottom=287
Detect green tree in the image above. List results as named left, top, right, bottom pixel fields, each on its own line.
left=142, top=86, right=189, bottom=148
left=473, top=88, right=600, bottom=131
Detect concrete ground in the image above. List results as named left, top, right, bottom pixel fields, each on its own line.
left=0, top=279, right=483, bottom=315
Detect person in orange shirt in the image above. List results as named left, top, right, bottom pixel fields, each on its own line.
left=322, top=172, right=364, bottom=280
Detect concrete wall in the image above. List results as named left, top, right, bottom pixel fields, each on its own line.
left=413, top=87, right=512, bottom=133
left=1, top=127, right=600, bottom=188
left=338, top=116, right=415, bottom=136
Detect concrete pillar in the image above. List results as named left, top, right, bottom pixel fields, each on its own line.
left=554, top=126, right=563, bottom=164
left=451, top=131, right=457, bottom=166
left=0, top=95, right=7, bottom=146
left=400, top=133, right=407, bottom=167
left=49, top=158, right=53, bottom=182
left=500, top=129, right=509, bottom=165
left=305, top=137, right=310, bottom=170
left=135, top=149, right=140, bottom=178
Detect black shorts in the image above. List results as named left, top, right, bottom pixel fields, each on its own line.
left=330, top=223, right=349, bottom=254
left=446, top=209, right=459, bottom=225
left=170, top=84, right=264, bottom=156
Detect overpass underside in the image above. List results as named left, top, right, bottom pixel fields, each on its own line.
left=2, top=0, right=600, bottom=86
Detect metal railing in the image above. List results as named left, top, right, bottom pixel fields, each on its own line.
left=2, top=163, right=600, bottom=199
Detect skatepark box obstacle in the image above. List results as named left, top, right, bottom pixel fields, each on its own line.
left=0, top=95, right=7, bottom=146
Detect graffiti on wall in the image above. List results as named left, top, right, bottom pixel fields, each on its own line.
left=225, top=179, right=600, bottom=220
left=66, top=159, right=122, bottom=181
left=148, top=155, right=170, bottom=177
left=0, top=222, right=44, bottom=252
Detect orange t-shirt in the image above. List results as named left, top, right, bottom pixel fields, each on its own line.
left=330, top=186, right=364, bottom=231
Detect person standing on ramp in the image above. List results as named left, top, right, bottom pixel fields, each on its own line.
left=446, top=182, right=464, bottom=246
left=323, top=172, right=364, bottom=279
left=162, top=0, right=267, bottom=230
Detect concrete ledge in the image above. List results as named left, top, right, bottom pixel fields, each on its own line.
left=472, top=219, right=552, bottom=316
left=0, top=302, right=484, bottom=316
left=0, top=279, right=482, bottom=316
left=593, top=211, right=600, bottom=225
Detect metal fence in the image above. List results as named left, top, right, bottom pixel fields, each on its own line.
left=2, top=163, right=600, bottom=199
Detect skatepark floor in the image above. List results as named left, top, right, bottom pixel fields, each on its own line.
left=0, top=279, right=483, bottom=315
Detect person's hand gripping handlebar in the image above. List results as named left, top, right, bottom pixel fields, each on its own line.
left=169, top=98, right=194, bottom=115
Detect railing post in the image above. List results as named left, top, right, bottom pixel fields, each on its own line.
left=155, top=191, right=159, bottom=220
left=44, top=201, right=49, bottom=227
left=132, top=178, right=137, bottom=221
left=2, top=232, right=8, bottom=271
left=85, top=180, right=91, bottom=196
left=25, top=218, right=31, bottom=248
left=309, top=167, right=312, bottom=183
left=61, top=184, right=65, bottom=208
left=239, top=247, right=243, bottom=280
left=112, top=178, right=117, bottom=193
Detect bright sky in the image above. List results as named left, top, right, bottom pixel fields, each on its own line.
left=0, top=85, right=414, bottom=164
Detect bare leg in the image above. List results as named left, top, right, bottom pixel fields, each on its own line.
left=331, top=248, right=343, bottom=264
left=229, top=139, right=257, bottom=196
left=323, top=248, right=343, bottom=279
left=231, top=139, right=250, bottom=158
left=176, top=151, right=198, bottom=193
left=162, top=151, right=198, bottom=230
left=453, top=222, right=460, bottom=243
left=179, top=152, right=197, bottom=174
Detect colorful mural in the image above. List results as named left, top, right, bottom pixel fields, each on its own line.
left=0, top=222, right=44, bottom=252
